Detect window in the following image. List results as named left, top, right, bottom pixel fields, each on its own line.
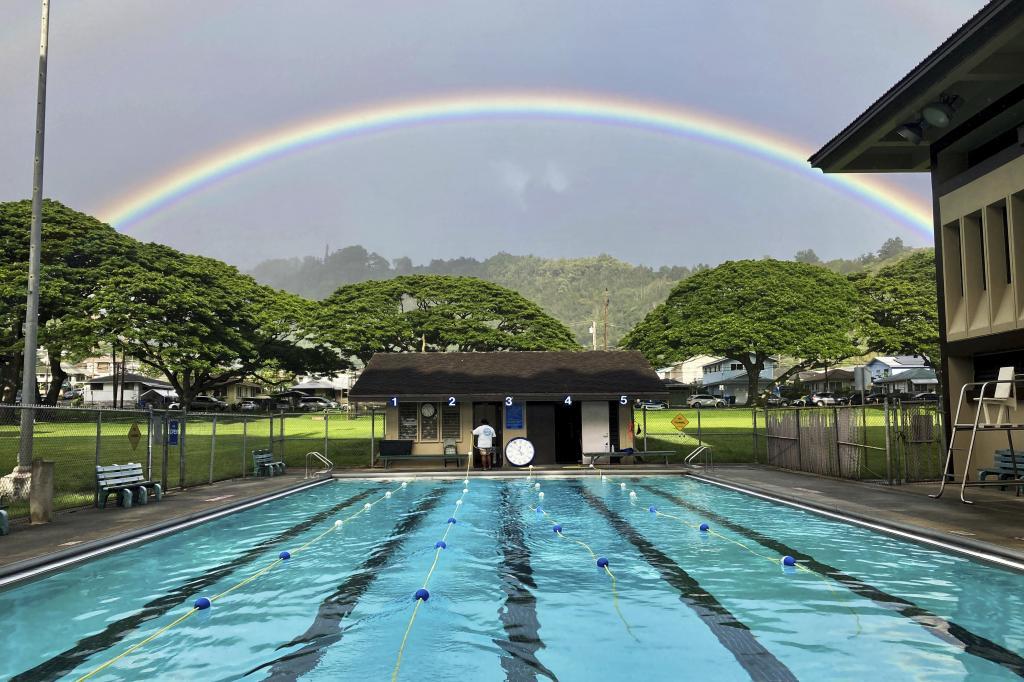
left=398, top=403, right=418, bottom=440
left=441, top=404, right=461, bottom=440
left=730, top=363, right=743, bottom=371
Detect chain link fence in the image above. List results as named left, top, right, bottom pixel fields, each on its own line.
left=633, top=406, right=767, bottom=464
left=0, top=404, right=385, bottom=519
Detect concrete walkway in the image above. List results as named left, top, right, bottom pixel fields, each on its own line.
left=0, top=473, right=320, bottom=580
left=697, top=465, right=1024, bottom=564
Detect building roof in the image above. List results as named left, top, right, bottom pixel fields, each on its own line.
left=810, top=0, right=1024, bottom=173
left=292, top=379, right=337, bottom=391
left=873, top=367, right=938, bottom=384
left=89, top=373, right=172, bottom=388
left=870, top=355, right=928, bottom=368
left=798, top=368, right=856, bottom=382
left=349, top=351, right=667, bottom=401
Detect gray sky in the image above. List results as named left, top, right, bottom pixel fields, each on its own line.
left=0, top=1, right=986, bottom=268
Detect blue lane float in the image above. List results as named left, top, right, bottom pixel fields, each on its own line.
left=279, top=551, right=291, bottom=560
left=414, top=588, right=430, bottom=601
left=782, top=555, right=797, bottom=567
left=435, top=540, right=447, bottom=549
left=447, top=517, right=457, bottom=524
left=552, top=524, right=563, bottom=533
left=597, top=557, right=610, bottom=568
left=194, top=597, right=212, bottom=610
left=699, top=523, right=710, bottom=532
left=648, top=506, right=657, bottom=513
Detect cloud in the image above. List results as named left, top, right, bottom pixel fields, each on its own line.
left=491, top=159, right=570, bottom=209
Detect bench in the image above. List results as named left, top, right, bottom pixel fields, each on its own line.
left=253, top=449, right=286, bottom=477
left=978, top=449, right=1024, bottom=493
left=380, top=454, right=467, bottom=470
left=583, top=450, right=678, bottom=466
left=96, top=463, right=163, bottom=509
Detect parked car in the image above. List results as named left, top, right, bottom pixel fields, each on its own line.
left=792, top=392, right=837, bottom=407
left=689, top=394, right=727, bottom=408
left=238, top=399, right=261, bottom=412
left=848, top=392, right=884, bottom=405
left=299, top=396, right=340, bottom=411
left=169, top=395, right=228, bottom=411
left=762, top=395, right=789, bottom=407
left=912, top=392, right=940, bottom=402
left=638, top=399, right=668, bottom=410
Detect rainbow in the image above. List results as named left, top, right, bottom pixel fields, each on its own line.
left=98, top=91, right=933, bottom=237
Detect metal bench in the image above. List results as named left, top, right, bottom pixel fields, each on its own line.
left=584, top=450, right=678, bottom=465
left=380, top=454, right=467, bottom=470
left=96, top=463, right=163, bottom=509
left=253, top=449, right=286, bottom=477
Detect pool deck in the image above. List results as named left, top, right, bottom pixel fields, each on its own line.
left=0, top=473, right=325, bottom=583
left=695, top=465, right=1024, bottom=566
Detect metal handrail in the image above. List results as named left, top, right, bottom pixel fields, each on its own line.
left=685, top=444, right=714, bottom=470
left=304, top=451, right=334, bottom=479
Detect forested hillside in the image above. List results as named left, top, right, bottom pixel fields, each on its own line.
left=249, top=238, right=925, bottom=347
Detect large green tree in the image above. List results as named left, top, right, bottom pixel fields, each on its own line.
left=0, top=200, right=130, bottom=404
left=853, top=249, right=939, bottom=365
left=622, top=259, right=862, bottom=404
left=83, top=242, right=339, bottom=408
left=315, top=275, right=579, bottom=363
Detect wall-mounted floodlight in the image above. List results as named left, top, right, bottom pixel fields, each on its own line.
left=922, top=101, right=954, bottom=127
left=895, top=122, right=924, bottom=144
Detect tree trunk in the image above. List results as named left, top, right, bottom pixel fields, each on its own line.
left=741, top=355, right=766, bottom=407
left=42, top=345, right=67, bottom=405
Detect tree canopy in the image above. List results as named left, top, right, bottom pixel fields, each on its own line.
left=853, top=249, right=938, bottom=365
left=314, top=275, right=579, bottom=363
left=622, top=259, right=862, bottom=404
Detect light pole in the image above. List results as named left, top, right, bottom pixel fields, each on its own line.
left=15, top=0, right=50, bottom=481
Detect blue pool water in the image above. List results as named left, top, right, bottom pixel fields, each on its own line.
left=3, top=474, right=1024, bottom=681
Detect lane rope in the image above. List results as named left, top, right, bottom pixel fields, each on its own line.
left=391, top=452, right=473, bottom=680
left=76, top=481, right=409, bottom=682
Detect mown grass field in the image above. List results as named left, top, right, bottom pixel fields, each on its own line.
left=0, top=410, right=381, bottom=517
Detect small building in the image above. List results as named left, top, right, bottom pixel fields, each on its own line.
left=85, top=373, right=174, bottom=407
left=220, top=381, right=262, bottom=405
left=657, top=355, right=721, bottom=384
left=700, top=356, right=779, bottom=403
left=872, top=367, right=939, bottom=395
left=865, top=356, right=928, bottom=382
left=348, top=351, right=667, bottom=467
left=291, top=379, right=342, bottom=401
left=797, top=368, right=857, bottom=394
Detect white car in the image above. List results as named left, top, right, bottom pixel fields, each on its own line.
left=299, top=396, right=340, bottom=411
left=689, top=394, right=727, bottom=408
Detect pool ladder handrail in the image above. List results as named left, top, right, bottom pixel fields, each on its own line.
left=304, top=451, right=334, bottom=479
left=685, top=444, right=714, bottom=471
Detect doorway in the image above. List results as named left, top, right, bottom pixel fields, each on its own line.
left=472, top=402, right=502, bottom=468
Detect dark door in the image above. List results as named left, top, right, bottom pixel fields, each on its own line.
left=526, top=402, right=556, bottom=465
left=555, top=400, right=582, bottom=464
left=472, top=402, right=502, bottom=468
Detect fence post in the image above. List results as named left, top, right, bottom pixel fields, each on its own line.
left=209, top=414, right=217, bottom=485
left=884, top=399, right=893, bottom=485
left=241, top=414, right=248, bottom=478
left=179, top=411, right=187, bottom=490
left=94, top=411, right=102, bottom=506
left=696, top=408, right=701, bottom=446
left=752, top=408, right=758, bottom=464
left=832, top=406, right=842, bottom=478
left=280, top=411, right=286, bottom=466
left=161, top=412, right=169, bottom=492
left=643, top=407, right=648, bottom=452
left=370, top=406, right=376, bottom=467
left=795, top=409, right=803, bottom=470
left=324, top=411, right=330, bottom=458
left=269, top=412, right=274, bottom=456
left=146, top=405, right=154, bottom=481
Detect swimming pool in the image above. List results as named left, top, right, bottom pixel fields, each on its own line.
left=3, top=474, right=1024, bottom=681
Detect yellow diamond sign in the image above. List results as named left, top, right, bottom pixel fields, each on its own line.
left=671, top=413, right=690, bottom=431
left=128, top=423, right=142, bottom=451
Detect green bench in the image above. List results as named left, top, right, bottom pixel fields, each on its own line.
left=253, top=449, right=286, bottom=477
left=978, top=449, right=1024, bottom=492
left=96, top=463, right=163, bottom=509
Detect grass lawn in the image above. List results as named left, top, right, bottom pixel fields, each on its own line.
left=634, top=407, right=766, bottom=463
left=0, top=411, right=382, bottom=517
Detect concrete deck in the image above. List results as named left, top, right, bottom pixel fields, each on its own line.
left=0, top=473, right=322, bottom=581
left=696, top=465, right=1024, bottom=565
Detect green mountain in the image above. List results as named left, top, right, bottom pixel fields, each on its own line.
left=248, top=237, right=925, bottom=347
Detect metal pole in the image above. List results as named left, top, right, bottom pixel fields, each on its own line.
left=370, top=406, right=377, bottom=467
left=642, top=406, right=648, bottom=452
left=209, top=414, right=217, bottom=484
left=832, top=406, right=842, bottom=478
left=161, top=412, right=169, bottom=491
left=696, top=407, right=702, bottom=445
left=146, top=405, right=154, bottom=480
left=752, top=408, right=758, bottom=465
left=795, top=408, right=803, bottom=470
left=269, top=412, right=274, bottom=455
left=241, top=414, right=248, bottom=478
left=179, top=411, right=187, bottom=489
left=324, top=411, right=329, bottom=459
left=16, top=0, right=50, bottom=473
left=884, top=398, right=893, bottom=485
left=93, top=411, right=101, bottom=506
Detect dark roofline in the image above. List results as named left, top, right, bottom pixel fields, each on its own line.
left=809, top=0, right=1023, bottom=170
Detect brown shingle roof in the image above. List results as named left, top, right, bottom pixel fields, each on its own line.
left=349, top=351, right=667, bottom=401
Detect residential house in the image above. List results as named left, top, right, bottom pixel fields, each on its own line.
left=656, top=355, right=721, bottom=384
left=865, top=356, right=929, bottom=382
left=85, top=373, right=175, bottom=407
left=220, top=381, right=263, bottom=405
left=700, top=356, right=779, bottom=404
left=872, top=367, right=939, bottom=395
left=797, top=368, right=856, bottom=394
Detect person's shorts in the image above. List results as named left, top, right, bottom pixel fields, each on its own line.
left=478, top=447, right=495, bottom=455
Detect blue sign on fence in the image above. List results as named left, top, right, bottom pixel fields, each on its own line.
left=168, top=420, right=179, bottom=446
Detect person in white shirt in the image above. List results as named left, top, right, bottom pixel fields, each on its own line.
left=472, top=419, right=497, bottom=469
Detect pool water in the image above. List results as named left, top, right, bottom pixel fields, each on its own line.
left=3, top=475, right=1024, bottom=681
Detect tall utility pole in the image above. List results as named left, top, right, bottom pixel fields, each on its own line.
left=602, top=289, right=609, bottom=351
left=16, top=0, right=50, bottom=474
left=589, top=321, right=597, bottom=351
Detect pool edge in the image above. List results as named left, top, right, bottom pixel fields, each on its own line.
left=689, top=473, right=1024, bottom=572
left=0, top=477, right=334, bottom=590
